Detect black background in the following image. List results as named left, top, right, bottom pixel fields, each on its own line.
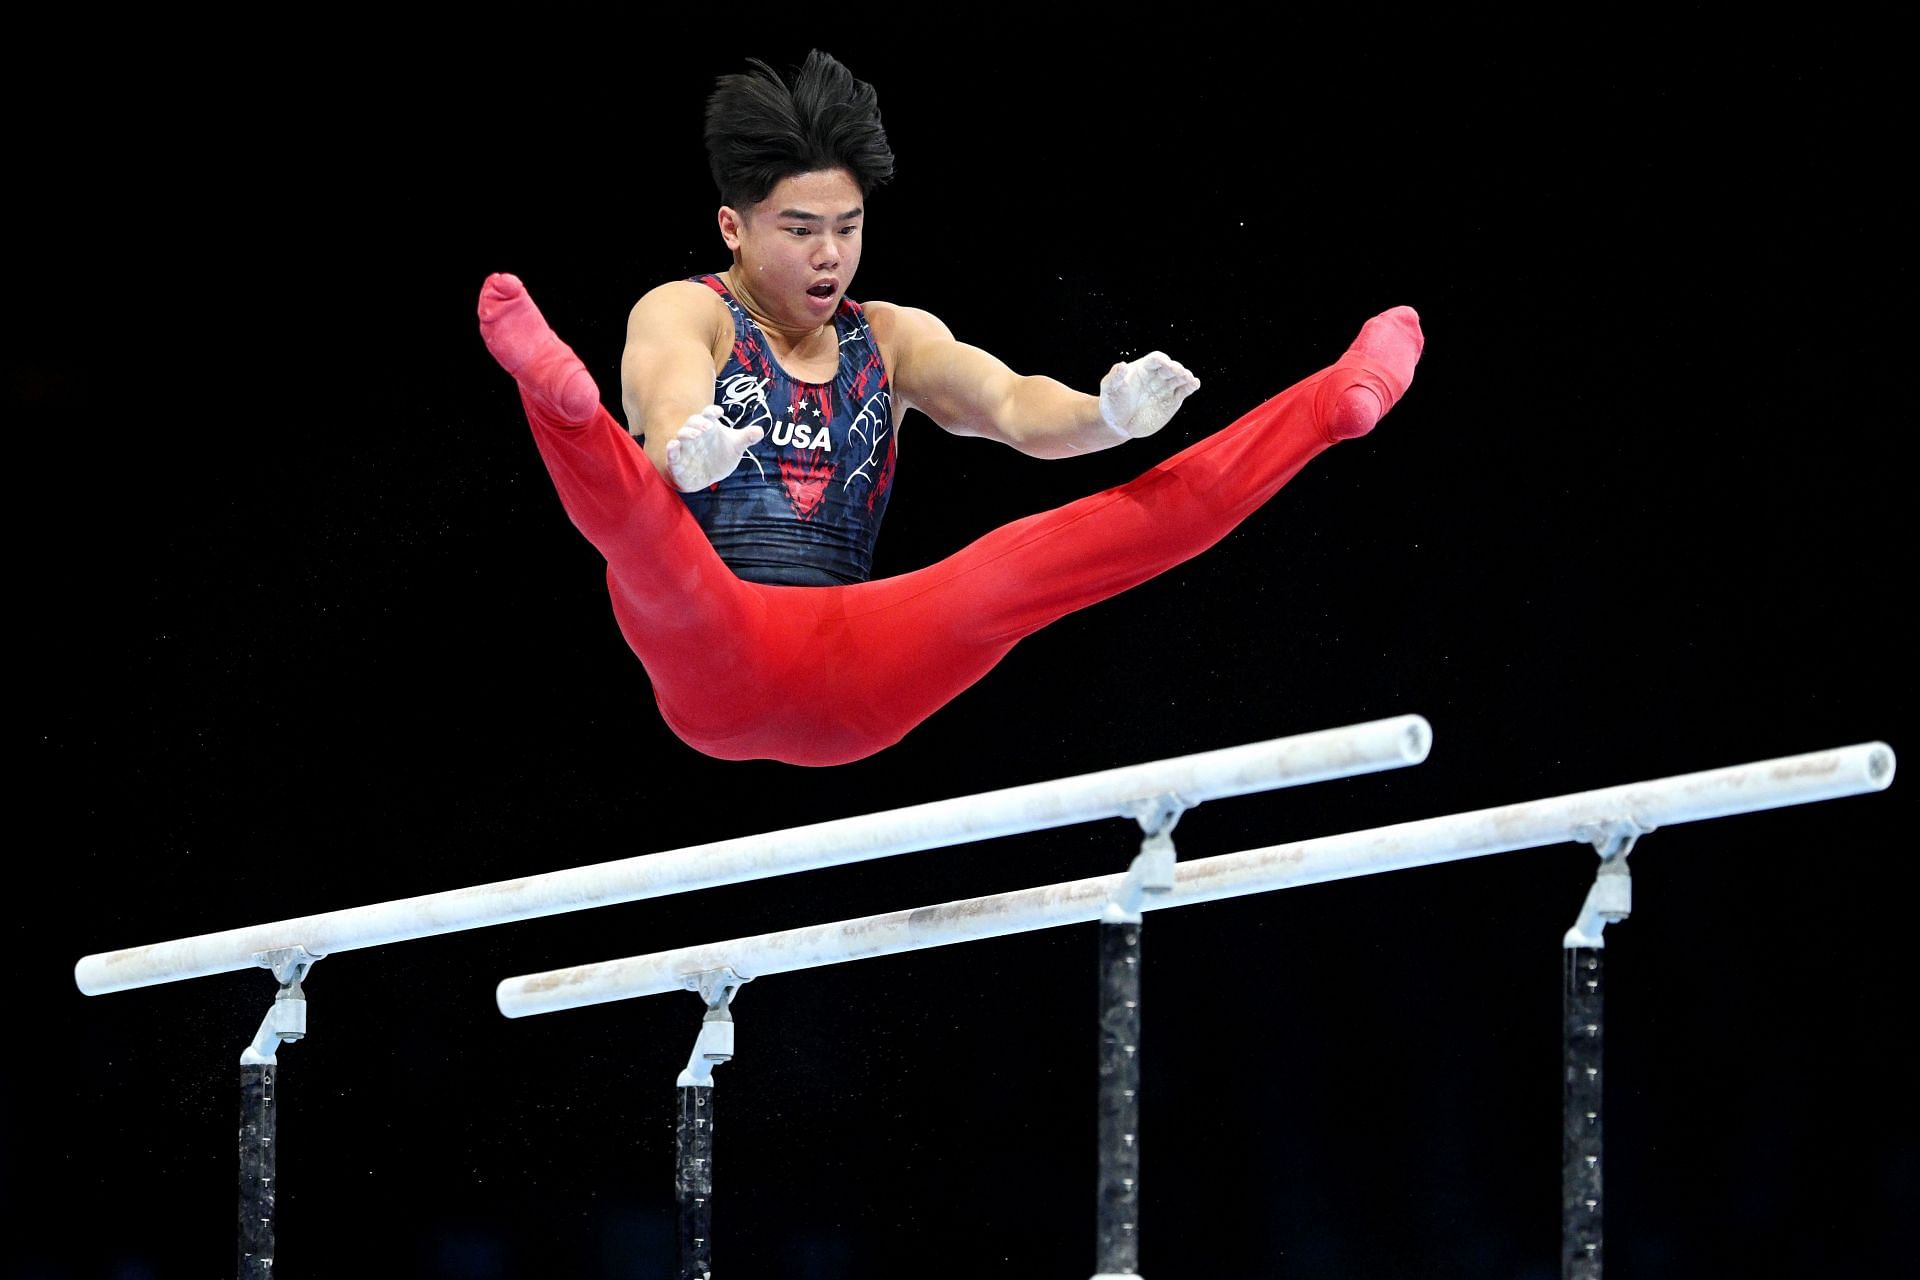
left=11, top=18, right=1912, bottom=1279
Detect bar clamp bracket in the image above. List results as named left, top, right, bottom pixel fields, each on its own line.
left=240, top=946, right=323, bottom=1066
left=1564, top=817, right=1652, bottom=948
left=1106, top=792, right=1188, bottom=924
left=678, top=966, right=747, bottom=1087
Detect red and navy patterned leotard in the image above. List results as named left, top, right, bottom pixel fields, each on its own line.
left=675, top=273, right=896, bottom=586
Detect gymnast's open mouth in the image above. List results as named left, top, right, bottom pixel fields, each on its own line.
left=807, top=280, right=838, bottom=299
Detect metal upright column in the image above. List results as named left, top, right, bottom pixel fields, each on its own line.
left=237, top=1061, right=276, bottom=1278
left=676, top=969, right=743, bottom=1280
left=1094, top=797, right=1183, bottom=1280
left=1096, top=916, right=1142, bottom=1277
left=236, top=947, right=318, bottom=1280
left=1563, top=943, right=1604, bottom=1279
left=1561, top=823, right=1640, bottom=1280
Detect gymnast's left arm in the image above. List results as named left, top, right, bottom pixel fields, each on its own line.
left=873, top=303, right=1201, bottom=459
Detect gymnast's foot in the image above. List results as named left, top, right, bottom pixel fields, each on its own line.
left=477, top=272, right=602, bottom=426
left=1325, top=305, right=1424, bottom=440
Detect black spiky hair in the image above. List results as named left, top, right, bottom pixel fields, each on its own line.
left=704, top=49, right=895, bottom=209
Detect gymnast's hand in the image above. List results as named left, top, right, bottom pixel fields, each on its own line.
left=665, top=406, right=766, bottom=492
left=1098, top=352, right=1201, bottom=440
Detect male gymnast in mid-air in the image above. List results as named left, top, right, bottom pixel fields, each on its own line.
left=479, top=50, right=1423, bottom=767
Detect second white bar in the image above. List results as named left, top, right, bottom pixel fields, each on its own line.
left=497, top=741, right=1894, bottom=1019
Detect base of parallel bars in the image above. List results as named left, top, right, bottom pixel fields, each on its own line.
left=678, top=1084, right=715, bottom=1280
left=238, top=1063, right=276, bottom=1280
left=1563, top=945, right=1603, bottom=1280
left=1096, top=919, right=1142, bottom=1279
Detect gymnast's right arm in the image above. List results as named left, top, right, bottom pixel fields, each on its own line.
left=620, top=283, right=762, bottom=490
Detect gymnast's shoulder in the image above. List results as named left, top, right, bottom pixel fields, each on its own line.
left=623, top=280, right=733, bottom=367
left=860, top=299, right=954, bottom=342
left=626, top=279, right=730, bottom=333
left=859, top=300, right=959, bottom=381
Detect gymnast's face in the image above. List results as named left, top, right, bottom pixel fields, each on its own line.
left=718, top=167, right=865, bottom=333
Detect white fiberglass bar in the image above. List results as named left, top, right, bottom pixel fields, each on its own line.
left=75, top=716, right=1432, bottom=996
left=498, top=741, right=1894, bottom=1018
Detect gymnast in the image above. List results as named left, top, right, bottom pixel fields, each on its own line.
left=479, top=49, right=1423, bottom=767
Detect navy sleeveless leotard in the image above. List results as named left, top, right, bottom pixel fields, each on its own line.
left=675, top=273, right=897, bottom=586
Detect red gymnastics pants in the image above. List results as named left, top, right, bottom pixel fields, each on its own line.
left=519, top=349, right=1409, bottom=767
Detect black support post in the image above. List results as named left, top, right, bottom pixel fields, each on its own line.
left=1563, top=945, right=1604, bottom=1280
left=678, top=1084, right=716, bottom=1279
left=1097, top=918, right=1142, bottom=1278
left=237, top=1063, right=276, bottom=1279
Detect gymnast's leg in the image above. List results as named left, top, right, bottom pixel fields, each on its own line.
left=949, top=306, right=1424, bottom=641
left=476, top=274, right=771, bottom=736
left=819, top=306, right=1425, bottom=757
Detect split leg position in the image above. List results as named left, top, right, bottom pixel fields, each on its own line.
left=479, top=274, right=1422, bottom=766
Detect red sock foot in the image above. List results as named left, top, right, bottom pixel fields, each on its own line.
left=1325, top=305, right=1424, bottom=440
left=477, top=272, right=602, bottom=426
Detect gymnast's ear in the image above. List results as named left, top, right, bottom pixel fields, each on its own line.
left=718, top=204, right=745, bottom=252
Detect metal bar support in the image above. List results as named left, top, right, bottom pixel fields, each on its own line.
left=1094, top=795, right=1183, bottom=1280
left=237, top=947, right=318, bottom=1279
left=678, top=970, right=743, bottom=1280
left=1562, top=821, right=1640, bottom=1280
